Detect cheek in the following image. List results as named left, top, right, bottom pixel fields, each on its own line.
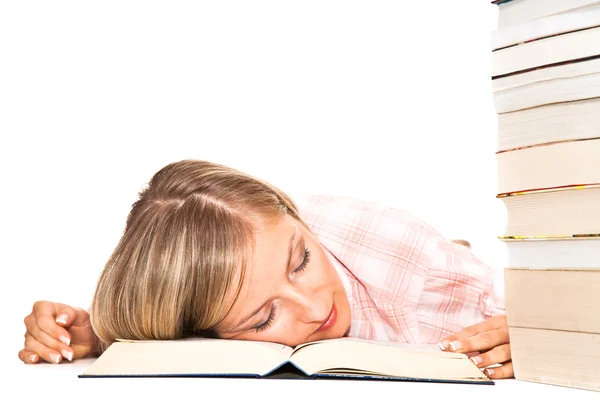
left=313, top=249, right=338, bottom=285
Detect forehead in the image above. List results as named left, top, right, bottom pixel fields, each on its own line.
left=252, top=216, right=297, bottom=269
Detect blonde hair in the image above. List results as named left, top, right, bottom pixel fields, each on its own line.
left=90, top=160, right=301, bottom=349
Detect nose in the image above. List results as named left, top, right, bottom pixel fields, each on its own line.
left=286, top=289, right=331, bottom=325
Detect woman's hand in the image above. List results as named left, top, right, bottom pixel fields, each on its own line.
left=18, top=301, right=98, bottom=364
left=438, top=315, right=513, bottom=379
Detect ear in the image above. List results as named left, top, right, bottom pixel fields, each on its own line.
left=451, top=239, right=471, bottom=249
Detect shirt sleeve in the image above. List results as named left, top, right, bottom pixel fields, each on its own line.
left=419, top=232, right=506, bottom=342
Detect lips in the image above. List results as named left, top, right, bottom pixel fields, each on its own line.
left=316, top=303, right=337, bottom=333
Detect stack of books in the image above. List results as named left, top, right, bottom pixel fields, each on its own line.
left=491, top=0, right=600, bottom=392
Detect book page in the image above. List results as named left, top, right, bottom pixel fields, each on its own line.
left=289, top=338, right=487, bottom=381
left=83, top=338, right=293, bottom=377
left=292, top=337, right=440, bottom=355
left=116, top=337, right=294, bottom=355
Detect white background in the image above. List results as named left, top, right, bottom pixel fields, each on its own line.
left=0, top=1, right=521, bottom=397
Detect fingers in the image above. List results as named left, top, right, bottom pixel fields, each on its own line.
left=37, top=314, right=72, bottom=346
left=483, top=315, right=507, bottom=330
left=439, top=325, right=480, bottom=348
left=69, top=306, right=91, bottom=327
left=451, top=239, right=471, bottom=249
left=447, top=327, right=509, bottom=354
left=438, top=326, right=479, bottom=350
left=439, top=315, right=508, bottom=350
left=21, top=301, right=77, bottom=364
left=30, top=313, right=74, bottom=355
left=470, top=343, right=511, bottom=368
left=23, top=333, right=67, bottom=364
left=483, top=361, right=514, bottom=379
left=18, top=349, right=40, bottom=364
left=31, top=330, right=73, bottom=362
left=32, top=301, right=79, bottom=328
left=48, top=303, right=78, bottom=327
left=437, top=317, right=513, bottom=380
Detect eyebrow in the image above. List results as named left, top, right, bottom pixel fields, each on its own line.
left=234, top=227, right=297, bottom=330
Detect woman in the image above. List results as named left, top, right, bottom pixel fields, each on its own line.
left=18, top=159, right=513, bottom=378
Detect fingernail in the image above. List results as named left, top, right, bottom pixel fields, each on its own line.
left=49, top=352, right=61, bottom=364
left=470, top=356, right=482, bottom=366
left=485, top=368, right=495, bottom=376
left=61, top=349, right=73, bottom=362
left=56, top=314, right=68, bottom=325
left=59, top=335, right=70, bottom=346
left=449, top=341, right=463, bottom=351
left=29, top=354, right=37, bottom=363
left=438, top=340, right=449, bottom=350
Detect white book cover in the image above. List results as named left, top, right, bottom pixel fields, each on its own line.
left=492, top=26, right=600, bottom=77
left=497, top=0, right=600, bottom=28
left=493, top=4, right=600, bottom=49
left=504, top=237, right=600, bottom=268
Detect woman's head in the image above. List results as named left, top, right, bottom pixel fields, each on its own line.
left=90, top=160, right=351, bottom=348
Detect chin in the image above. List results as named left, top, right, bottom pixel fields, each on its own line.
left=337, top=319, right=351, bottom=338
left=331, top=327, right=348, bottom=340
left=336, top=298, right=351, bottom=337
left=329, top=314, right=351, bottom=340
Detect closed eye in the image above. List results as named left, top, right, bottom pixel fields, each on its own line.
left=255, top=304, right=276, bottom=333
left=293, top=247, right=311, bottom=274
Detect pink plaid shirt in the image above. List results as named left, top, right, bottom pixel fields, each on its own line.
left=294, top=194, right=505, bottom=345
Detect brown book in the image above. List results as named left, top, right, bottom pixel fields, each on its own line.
left=499, top=185, right=600, bottom=238
left=492, top=58, right=600, bottom=114
left=508, top=327, right=600, bottom=392
left=504, top=268, right=600, bottom=391
left=497, top=138, right=600, bottom=195
left=493, top=0, right=600, bottom=31
left=492, top=5, right=600, bottom=50
left=492, top=26, right=600, bottom=78
left=505, top=268, right=600, bottom=332
left=497, top=98, right=600, bottom=152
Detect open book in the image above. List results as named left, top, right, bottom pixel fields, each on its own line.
left=79, top=337, right=492, bottom=385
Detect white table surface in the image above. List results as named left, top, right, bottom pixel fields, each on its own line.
left=5, top=357, right=600, bottom=400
